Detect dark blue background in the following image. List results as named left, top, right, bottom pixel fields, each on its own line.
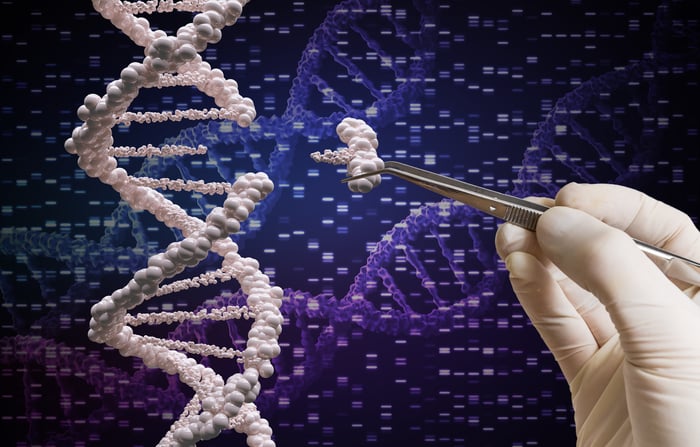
left=2, top=1, right=698, bottom=446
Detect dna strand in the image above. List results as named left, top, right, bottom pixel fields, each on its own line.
left=85, top=2, right=440, bottom=426
left=103, top=0, right=441, bottom=421
left=1, top=2, right=441, bottom=442
left=63, top=1, right=283, bottom=445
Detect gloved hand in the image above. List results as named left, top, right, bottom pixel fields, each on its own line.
left=495, top=183, right=700, bottom=446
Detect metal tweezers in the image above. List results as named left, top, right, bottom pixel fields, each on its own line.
left=342, top=160, right=700, bottom=286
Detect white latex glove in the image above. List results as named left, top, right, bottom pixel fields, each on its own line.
left=495, top=183, right=700, bottom=447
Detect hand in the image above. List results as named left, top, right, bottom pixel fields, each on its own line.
left=495, top=183, right=700, bottom=446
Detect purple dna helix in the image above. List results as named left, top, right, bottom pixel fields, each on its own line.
left=284, top=0, right=437, bottom=129
left=516, top=0, right=700, bottom=199
left=160, top=197, right=499, bottom=417
left=516, top=61, right=655, bottom=198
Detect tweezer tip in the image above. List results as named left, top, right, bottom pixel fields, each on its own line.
left=340, top=170, right=383, bottom=183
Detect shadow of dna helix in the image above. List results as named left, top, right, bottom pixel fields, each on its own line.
left=513, top=0, right=700, bottom=199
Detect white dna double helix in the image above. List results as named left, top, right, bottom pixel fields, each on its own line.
left=63, top=1, right=282, bottom=445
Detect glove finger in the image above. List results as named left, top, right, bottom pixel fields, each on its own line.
left=555, top=183, right=700, bottom=288
left=495, top=196, right=557, bottom=274
left=496, top=220, right=549, bottom=266
left=554, top=275, right=617, bottom=348
left=536, top=206, right=700, bottom=367
left=504, top=251, right=598, bottom=383
left=497, top=216, right=616, bottom=348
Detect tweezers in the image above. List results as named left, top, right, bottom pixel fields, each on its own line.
left=342, top=160, right=700, bottom=287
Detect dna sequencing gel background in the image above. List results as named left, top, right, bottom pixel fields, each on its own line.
left=2, top=0, right=699, bottom=445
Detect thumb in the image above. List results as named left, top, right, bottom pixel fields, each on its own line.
left=535, top=206, right=700, bottom=367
